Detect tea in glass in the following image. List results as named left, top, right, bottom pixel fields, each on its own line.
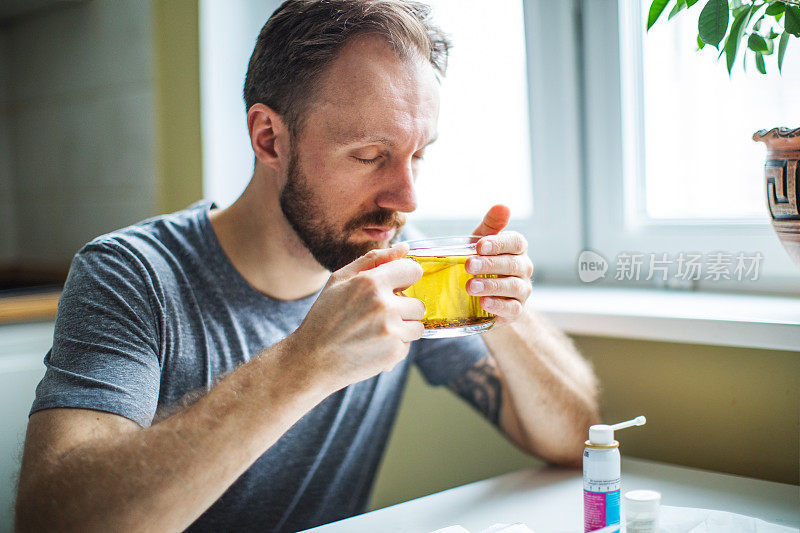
left=401, top=236, right=495, bottom=338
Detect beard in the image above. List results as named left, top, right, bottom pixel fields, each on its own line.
left=279, top=147, right=406, bottom=272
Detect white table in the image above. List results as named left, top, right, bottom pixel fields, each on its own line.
left=302, top=458, right=800, bottom=532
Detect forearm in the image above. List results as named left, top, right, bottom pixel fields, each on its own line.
left=16, top=335, right=331, bottom=533
left=483, top=306, right=600, bottom=465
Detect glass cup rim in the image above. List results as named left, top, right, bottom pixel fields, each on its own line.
left=401, top=235, right=482, bottom=253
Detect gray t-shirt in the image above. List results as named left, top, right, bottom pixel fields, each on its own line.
left=30, top=200, right=488, bottom=532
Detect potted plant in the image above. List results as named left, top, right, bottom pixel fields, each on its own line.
left=648, top=0, right=800, bottom=267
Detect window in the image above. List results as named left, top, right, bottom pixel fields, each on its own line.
left=583, top=0, right=800, bottom=294
left=412, top=0, right=585, bottom=282
left=634, top=2, right=800, bottom=221
left=409, top=0, right=533, bottom=221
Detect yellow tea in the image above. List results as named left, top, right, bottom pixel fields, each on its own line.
left=402, top=251, right=496, bottom=338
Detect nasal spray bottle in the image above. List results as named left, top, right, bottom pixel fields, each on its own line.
left=583, top=416, right=646, bottom=533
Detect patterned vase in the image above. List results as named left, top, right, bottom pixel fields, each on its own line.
left=753, top=127, right=800, bottom=269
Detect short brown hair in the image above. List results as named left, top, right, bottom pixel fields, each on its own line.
left=243, top=0, right=450, bottom=135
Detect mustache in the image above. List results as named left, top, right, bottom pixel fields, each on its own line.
left=343, top=209, right=406, bottom=233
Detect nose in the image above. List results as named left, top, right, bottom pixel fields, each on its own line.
left=375, top=158, right=417, bottom=213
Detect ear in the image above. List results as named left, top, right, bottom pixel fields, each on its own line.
left=247, top=103, right=290, bottom=174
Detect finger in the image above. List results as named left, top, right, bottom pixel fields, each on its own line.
left=397, top=320, right=425, bottom=343
left=368, top=257, right=423, bottom=291
left=336, top=242, right=409, bottom=278
left=467, top=276, right=532, bottom=301
left=465, top=254, right=534, bottom=278
left=393, top=294, right=426, bottom=320
left=476, top=231, right=527, bottom=256
left=472, top=204, right=511, bottom=237
left=480, top=296, right=524, bottom=320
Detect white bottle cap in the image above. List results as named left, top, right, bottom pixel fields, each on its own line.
left=624, top=490, right=661, bottom=532
left=588, top=424, right=614, bottom=445
left=588, top=416, right=646, bottom=445
left=624, top=489, right=661, bottom=512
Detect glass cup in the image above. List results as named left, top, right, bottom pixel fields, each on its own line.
left=400, top=236, right=496, bottom=338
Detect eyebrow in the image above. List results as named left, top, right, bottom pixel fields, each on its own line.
left=336, top=135, right=394, bottom=147
left=335, top=129, right=439, bottom=143
left=335, top=134, right=438, bottom=148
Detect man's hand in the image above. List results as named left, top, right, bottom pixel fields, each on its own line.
left=465, top=205, right=534, bottom=325
left=290, top=243, right=425, bottom=393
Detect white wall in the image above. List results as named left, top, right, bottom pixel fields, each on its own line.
left=0, top=31, right=17, bottom=265
left=200, top=0, right=282, bottom=209
left=4, top=0, right=156, bottom=265
left=0, top=322, right=52, bottom=530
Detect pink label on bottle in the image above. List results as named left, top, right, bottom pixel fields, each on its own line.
left=583, top=490, right=606, bottom=532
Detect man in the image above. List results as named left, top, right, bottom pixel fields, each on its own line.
left=15, top=1, right=599, bottom=531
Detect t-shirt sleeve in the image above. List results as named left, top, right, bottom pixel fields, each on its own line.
left=411, top=334, right=490, bottom=386
left=30, top=240, right=162, bottom=427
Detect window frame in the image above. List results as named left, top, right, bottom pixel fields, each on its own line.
left=412, top=0, right=585, bottom=285
left=579, top=0, right=800, bottom=295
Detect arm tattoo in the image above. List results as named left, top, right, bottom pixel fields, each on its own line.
left=447, top=355, right=503, bottom=426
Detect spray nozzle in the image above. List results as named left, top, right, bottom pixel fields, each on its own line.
left=589, top=415, right=646, bottom=445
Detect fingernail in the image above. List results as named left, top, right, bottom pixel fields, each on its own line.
left=471, top=280, right=485, bottom=293
left=469, top=258, right=485, bottom=273
left=481, top=241, right=494, bottom=254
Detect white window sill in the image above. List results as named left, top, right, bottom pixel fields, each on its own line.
left=531, top=286, right=800, bottom=352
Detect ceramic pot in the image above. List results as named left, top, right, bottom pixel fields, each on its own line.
left=753, top=127, right=800, bottom=269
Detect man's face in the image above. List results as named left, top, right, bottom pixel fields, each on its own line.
left=278, top=36, right=440, bottom=272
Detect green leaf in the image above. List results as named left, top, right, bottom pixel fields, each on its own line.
left=764, top=2, right=784, bottom=17
left=756, top=51, right=766, bottom=73
left=733, top=4, right=750, bottom=19
left=778, top=31, right=789, bottom=72
left=785, top=5, right=800, bottom=37
left=697, top=33, right=706, bottom=49
left=687, top=0, right=700, bottom=6
left=669, top=0, right=687, bottom=20
left=753, top=14, right=763, bottom=31
left=724, top=6, right=752, bottom=73
left=768, top=29, right=779, bottom=40
left=748, top=33, right=769, bottom=51
left=699, top=0, right=730, bottom=48
left=648, top=0, right=672, bottom=30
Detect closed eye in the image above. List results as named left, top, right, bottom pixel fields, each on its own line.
left=353, top=156, right=381, bottom=165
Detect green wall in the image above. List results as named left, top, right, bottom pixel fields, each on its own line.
left=574, top=336, right=799, bottom=485
left=153, top=0, right=204, bottom=214
left=370, top=336, right=799, bottom=510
